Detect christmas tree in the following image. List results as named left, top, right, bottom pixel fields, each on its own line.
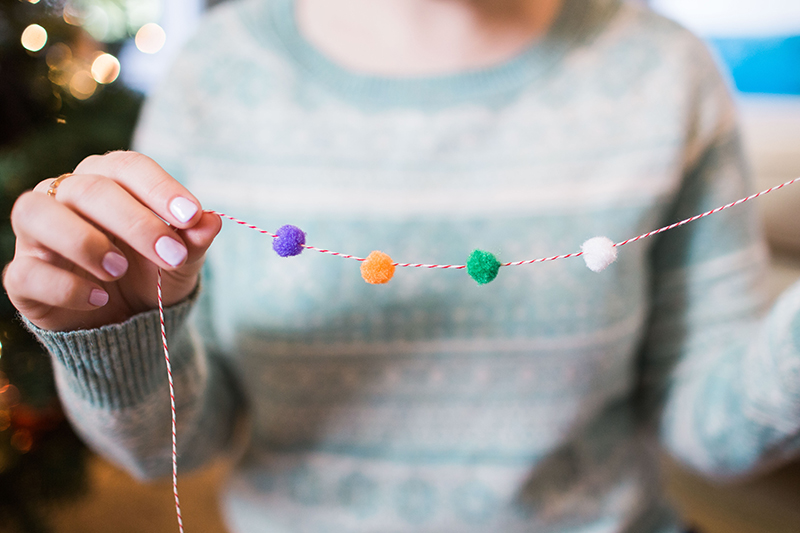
left=0, top=1, right=148, bottom=530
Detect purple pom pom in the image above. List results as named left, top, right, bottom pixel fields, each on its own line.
left=272, top=225, right=306, bottom=257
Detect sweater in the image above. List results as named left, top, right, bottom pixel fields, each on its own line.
left=28, top=0, right=800, bottom=531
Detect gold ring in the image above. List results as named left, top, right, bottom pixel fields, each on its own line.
left=47, top=173, right=72, bottom=198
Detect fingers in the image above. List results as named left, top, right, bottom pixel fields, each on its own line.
left=73, top=151, right=201, bottom=229
left=156, top=212, right=222, bottom=294
left=179, top=211, right=222, bottom=265
left=12, top=190, right=130, bottom=281
left=5, top=152, right=218, bottom=330
left=29, top=173, right=190, bottom=270
left=5, top=255, right=110, bottom=313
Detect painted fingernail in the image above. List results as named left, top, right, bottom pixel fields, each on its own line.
left=102, top=252, right=128, bottom=277
left=89, top=289, right=109, bottom=307
left=169, top=197, right=198, bottom=224
left=155, top=236, right=188, bottom=267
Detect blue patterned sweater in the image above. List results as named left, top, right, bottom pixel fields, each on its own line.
left=28, top=0, right=800, bottom=531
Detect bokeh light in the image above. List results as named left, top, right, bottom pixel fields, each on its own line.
left=83, top=5, right=111, bottom=41
left=21, top=24, right=48, bottom=52
left=46, top=43, right=73, bottom=87
left=69, top=70, right=97, bottom=100
left=62, top=2, right=83, bottom=26
left=45, top=42, right=72, bottom=69
left=10, top=429, right=33, bottom=453
left=48, top=66, right=71, bottom=86
left=0, top=384, right=20, bottom=407
left=91, top=53, right=121, bottom=84
left=135, top=22, right=166, bottom=54
left=126, top=0, right=162, bottom=35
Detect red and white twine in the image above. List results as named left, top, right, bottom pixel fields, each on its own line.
left=158, top=269, right=184, bottom=533
left=208, top=176, right=800, bottom=270
left=158, top=175, right=799, bottom=530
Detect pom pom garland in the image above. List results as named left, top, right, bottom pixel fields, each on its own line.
left=581, top=236, right=618, bottom=272
left=466, top=250, right=501, bottom=285
left=272, top=224, right=306, bottom=257
left=157, top=175, right=800, bottom=533
left=207, top=175, right=800, bottom=283
left=361, top=251, right=396, bottom=284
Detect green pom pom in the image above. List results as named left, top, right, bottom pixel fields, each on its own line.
left=466, top=249, right=501, bottom=285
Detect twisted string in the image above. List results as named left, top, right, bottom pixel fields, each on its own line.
left=158, top=269, right=184, bottom=533
left=208, top=176, right=800, bottom=270
left=614, top=176, right=800, bottom=247
left=159, top=175, right=798, bottom=531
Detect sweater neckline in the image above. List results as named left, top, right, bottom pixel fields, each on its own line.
left=259, top=0, right=618, bottom=108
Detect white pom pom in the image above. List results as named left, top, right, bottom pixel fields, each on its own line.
left=581, top=236, right=618, bottom=272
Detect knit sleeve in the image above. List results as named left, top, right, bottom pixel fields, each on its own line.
left=640, top=45, right=800, bottom=478
left=25, top=285, right=242, bottom=480
left=23, top=23, right=244, bottom=479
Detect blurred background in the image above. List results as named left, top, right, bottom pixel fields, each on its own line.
left=0, top=0, right=798, bottom=532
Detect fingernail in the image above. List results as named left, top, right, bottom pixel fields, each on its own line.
left=155, top=236, right=188, bottom=267
left=102, top=252, right=128, bottom=277
left=169, top=197, right=198, bottom=224
left=89, top=289, right=109, bottom=307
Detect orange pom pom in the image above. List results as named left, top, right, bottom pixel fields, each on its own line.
left=361, top=251, right=395, bottom=284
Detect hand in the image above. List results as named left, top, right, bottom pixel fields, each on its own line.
left=3, top=151, right=221, bottom=332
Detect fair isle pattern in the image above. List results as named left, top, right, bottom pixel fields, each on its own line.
left=28, top=0, right=800, bottom=532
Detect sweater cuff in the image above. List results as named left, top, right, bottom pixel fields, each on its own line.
left=773, top=279, right=800, bottom=402
left=743, top=279, right=800, bottom=421
left=23, top=285, right=201, bottom=409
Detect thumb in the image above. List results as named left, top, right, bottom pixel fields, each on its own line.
left=177, top=211, right=222, bottom=266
